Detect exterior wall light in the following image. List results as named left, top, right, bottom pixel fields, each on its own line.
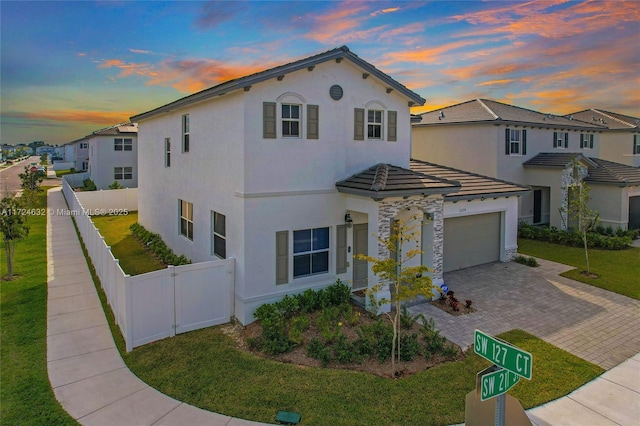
left=345, top=212, right=353, bottom=228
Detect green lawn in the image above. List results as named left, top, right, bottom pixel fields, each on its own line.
left=91, top=213, right=165, bottom=275
left=120, top=327, right=602, bottom=426
left=0, top=188, right=77, bottom=425
left=518, top=238, right=640, bottom=299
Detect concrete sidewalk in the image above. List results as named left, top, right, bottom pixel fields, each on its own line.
left=47, top=186, right=639, bottom=425
left=47, top=187, right=269, bottom=425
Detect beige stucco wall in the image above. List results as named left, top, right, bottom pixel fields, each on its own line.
left=599, top=131, right=640, bottom=167
left=411, top=124, right=499, bottom=177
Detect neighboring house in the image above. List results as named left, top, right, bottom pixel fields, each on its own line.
left=69, top=137, right=90, bottom=171
left=411, top=99, right=639, bottom=230
left=567, top=109, right=640, bottom=168
left=86, top=122, right=138, bottom=189
left=131, top=46, right=529, bottom=325
left=35, top=145, right=56, bottom=157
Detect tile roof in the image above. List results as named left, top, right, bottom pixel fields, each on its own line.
left=586, top=158, right=640, bottom=186
left=409, top=159, right=530, bottom=200
left=522, top=152, right=597, bottom=168
left=336, top=163, right=459, bottom=200
left=566, top=109, right=640, bottom=130
left=523, top=153, right=640, bottom=186
left=415, top=99, right=604, bottom=130
left=132, top=46, right=425, bottom=122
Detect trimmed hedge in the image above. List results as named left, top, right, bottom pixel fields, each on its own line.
left=518, top=222, right=634, bottom=250
left=129, top=222, right=191, bottom=266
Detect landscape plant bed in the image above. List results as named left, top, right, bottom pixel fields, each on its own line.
left=429, top=298, right=476, bottom=316
left=239, top=304, right=463, bottom=379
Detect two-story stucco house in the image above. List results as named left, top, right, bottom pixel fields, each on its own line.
left=131, top=47, right=529, bottom=324
left=412, top=99, right=640, bottom=230
left=69, top=137, right=89, bottom=171
left=86, top=122, right=139, bottom=189
left=567, top=109, right=640, bottom=168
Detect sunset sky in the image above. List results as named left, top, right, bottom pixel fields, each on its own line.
left=1, top=0, right=638, bottom=146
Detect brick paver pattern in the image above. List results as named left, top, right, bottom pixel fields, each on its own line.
left=408, top=259, right=640, bottom=370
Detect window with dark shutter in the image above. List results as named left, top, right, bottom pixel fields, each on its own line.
left=553, top=132, right=558, bottom=148
left=505, top=128, right=510, bottom=155
left=263, top=102, right=276, bottom=139
left=354, top=108, right=365, bottom=140
left=307, top=105, right=319, bottom=139
left=387, top=111, right=397, bottom=142
left=564, top=132, right=569, bottom=148
left=580, top=134, right=585, bottom=148
left=522, top=130, right=527, bottom=155
left=276, top=231, right=288, bottom=284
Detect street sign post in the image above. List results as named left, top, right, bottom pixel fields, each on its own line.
left=479, top=367, right=520, bottom=401
left=474, top=329, right=532, bottom=380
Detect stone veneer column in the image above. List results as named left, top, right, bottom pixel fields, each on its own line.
left=376, top=196, right=444, bottom=283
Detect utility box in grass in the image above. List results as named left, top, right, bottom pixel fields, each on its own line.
left=275, top=410, right=301, bottom=425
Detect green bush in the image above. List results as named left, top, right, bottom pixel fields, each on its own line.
left=83, top=178, right=97, bottom=191
left=399, top=333, right=422, bottom=361
left=518, top=222, right=631, bottom=250
left=108, top=181, right=124, bottom=189
left=129, top=223, right=191, bottom=266
left=333, top=334, right=358, bottom=364
left=514, top=255, right=539, bottom=267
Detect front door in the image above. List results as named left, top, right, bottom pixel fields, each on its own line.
left=533, top=190, right=542, bottom=223
left=352, top=223, right=369, bottom=289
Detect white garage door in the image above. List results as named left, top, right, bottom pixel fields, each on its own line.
left=444, top=212, right=501, bottom=272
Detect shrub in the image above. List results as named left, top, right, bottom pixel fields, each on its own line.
left=514, top=255, right=539, bottom=267
left=400, top=306, right=423, bottom=330
left=307, top=338, right=332, bottom=366
left=399, top=333, right=422, bottom=361
left=83, top=178, right=97, bottom=191
left=333, top=334, right=357, bottom=364
left=296, top=289, right=317, bottom=313
left=326, top=279, right=351, bottom=306
left=518, top=222, right=631, bottom=250
left=276, top=295, right=300, bottom=318
left=108, top=181, right=124, bottom=189
left=421, top=318, right=447, bottom=357
left=129, top=223, right=191, bottom=266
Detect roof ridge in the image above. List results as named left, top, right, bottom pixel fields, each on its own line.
left=371, top=164, right=389, bottom=191
left=476, top=99, right=499, bottom=120
left=591, top=109, right=637, bottom=128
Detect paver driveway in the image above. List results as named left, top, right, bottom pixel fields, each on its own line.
left=408, top=259, right=640, bottom=370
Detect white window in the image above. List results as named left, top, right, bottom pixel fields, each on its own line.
left=633, top=135, right=640, bottom=155
left=165, top=138, right=171, bottom=167
left=211, top=211, right=226, bottom=259
left=114, top=138, right=132, bottom=151
left=281, top=104, right=300, bottom=137
left=80, top=143, right=88, bottom=149
left=293, top=227, right=329, bottom=278
left=509, top=129, right=521, bottom=154
left=581, top=133, right=594, bottom=149
left=114, top=166, right=132, bottom=180
left=367, top=110, right=383, bottom=139
left=180, top=199, right=193, bottom=240
left=553, top=132, right=567, bottom=149
left=182, top=114, right=190, bottom=152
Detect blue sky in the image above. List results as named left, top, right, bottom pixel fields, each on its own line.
left=1, top=0, right=638, bottom=145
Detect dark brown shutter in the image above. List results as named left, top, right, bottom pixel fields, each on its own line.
left=553, top=132, right=558, bottom=148
left=387, top=111, right=397, bottom=141
left=505, top=128, right=510, bottom=155
left=275, top=231, right=288, bottom=284
left=336, top=225, right=347, bottom=274
left=354, top=108, right=365, bottom=140
left=522, top=130, right=527, bottom=155
left=564, top=132, right=569, bottom=148
left=263, top=102, right=276, bottom=139
left=580, top=134, right=584, bottom=148
left=307, top=105, right=319, bottom=139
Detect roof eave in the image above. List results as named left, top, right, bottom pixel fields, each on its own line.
left=336, top=186, right=458, bottom=201
left=445, top=189, right=530, bottom=202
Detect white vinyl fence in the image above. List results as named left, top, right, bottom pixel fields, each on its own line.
left=62, top=179, right=234, bottom=351
left=62, top=172, right=90, bottom=188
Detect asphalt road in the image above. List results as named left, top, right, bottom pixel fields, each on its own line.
left=0, top=155, right=52, bottom=198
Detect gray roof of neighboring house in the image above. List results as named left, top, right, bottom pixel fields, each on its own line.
left=566, top=109, right=640, bottom=130
left=91, top=122, right=138, bottom=136
left=132, top=46, right=426, bottom=122
left=523, top=153, right=640, bottom=186
left=409, top=159, right=530, bottom=201
left=336, top=163, right=459, bottom=200
left=415, top=99, right=605, bottom=130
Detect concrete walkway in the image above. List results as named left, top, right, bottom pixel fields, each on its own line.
left=47, top=187, right=639, bottom=425
left=47, top=187, right=268, bottom=425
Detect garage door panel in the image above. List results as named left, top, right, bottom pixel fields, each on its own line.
left=444, top=213, right=500, bottom=272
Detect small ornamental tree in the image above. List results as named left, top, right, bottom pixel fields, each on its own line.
left=18, top=166, right=44, bottom=191
left=0, top=195, right=30, bottom=280
left=560, top=159, right=599, bottom=274
left=357, top=214, right=437, bottom=377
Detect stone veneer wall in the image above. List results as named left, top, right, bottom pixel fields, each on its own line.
left=377, top=196, right=445, bottom=282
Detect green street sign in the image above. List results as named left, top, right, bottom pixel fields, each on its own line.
left=474, top=330, right=532, bottom=380
left=479, top=367, right=520, bottom=401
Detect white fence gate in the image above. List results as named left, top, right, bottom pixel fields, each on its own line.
left=61, top=178, right=234, bottom=352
